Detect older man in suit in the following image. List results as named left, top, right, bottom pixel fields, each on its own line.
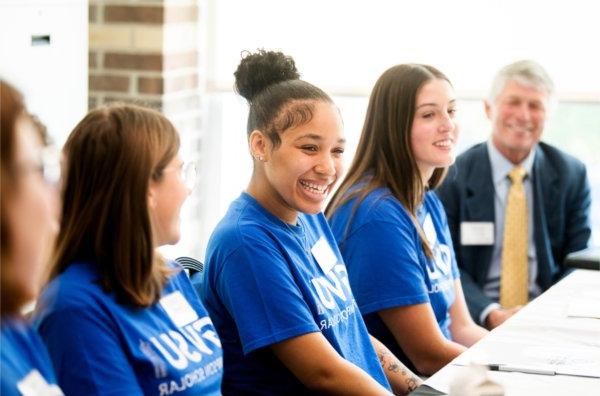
left=436, top=60, right=591, bottom=329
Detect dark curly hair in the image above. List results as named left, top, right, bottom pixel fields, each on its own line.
left=234, top=49, right=332, bottom=147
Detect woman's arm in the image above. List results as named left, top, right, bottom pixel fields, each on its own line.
left=449, top=280, right=489, bottom=346
left=272, top=332, right=393, bottom=395
left=378, top=303, right=466, bottom=375
left=370, top=335, right=422, bottom=395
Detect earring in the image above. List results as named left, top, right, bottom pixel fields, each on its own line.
left=253, top=153, right=264, bottom=161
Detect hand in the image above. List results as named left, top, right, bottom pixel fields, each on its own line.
left=485, top=306, right=522, bottom=329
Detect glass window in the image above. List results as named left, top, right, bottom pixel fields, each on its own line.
left=164, top=0, right=600, bottom=259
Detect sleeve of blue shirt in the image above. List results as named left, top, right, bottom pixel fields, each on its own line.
left=216, top=235, right=319, bottom=354
left=343, top=210, right=430, bottom=316
left=37, top=304, right=143, bottom=396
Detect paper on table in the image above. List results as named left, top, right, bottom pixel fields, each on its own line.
left=424, top=364, right=598, bottom=396
left=567, top=299, right=600, bottom=319
left=521, top=346, right=600, bottom=378
left=492, top=322, right=600, bottom=348
left=454, top=344, right=600, bottom=378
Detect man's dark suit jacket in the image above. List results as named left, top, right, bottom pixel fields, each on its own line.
left=436, top=141, right=591, bottom=322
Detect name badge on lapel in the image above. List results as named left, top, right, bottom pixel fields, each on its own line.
left=159, top=291, right=199, bottom=328
left=311, top=236, right=337, bottom=274
left=460, top=222, right=494, bottom=245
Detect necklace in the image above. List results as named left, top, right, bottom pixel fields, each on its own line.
left=283, top=216, right=312, bottom=255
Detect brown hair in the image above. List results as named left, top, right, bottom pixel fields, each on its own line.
left=50, top=104, right=180, bottom=307
left=326, top=64, right=451, bottom=257
left=1, top=80, right=30, bottom=314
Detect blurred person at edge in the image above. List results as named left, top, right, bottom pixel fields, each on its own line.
left=1, top=79, right=63, bottom=395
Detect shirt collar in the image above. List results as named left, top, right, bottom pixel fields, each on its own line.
left=487, top=139, right=536, bottom=185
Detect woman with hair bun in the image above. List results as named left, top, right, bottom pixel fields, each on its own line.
left=200, top=50, right=421, bottom=395
left=1, top=80, right=62, bottom=395
left=33, top=104, right=223, bottom=395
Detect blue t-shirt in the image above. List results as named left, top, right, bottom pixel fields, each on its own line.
left=329, top=187, right=460, bottom=373
left=200, top=192, right=390, bottom=395
left=1, top=317, right=63, bottom=396
left=33, top=261, right=223, bottom=396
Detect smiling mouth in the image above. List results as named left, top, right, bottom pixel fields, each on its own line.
left=506, top=123, right=533, bottom=133
left=299, top=180, right=329, bottom=195
left=433, top=139, right=453, bottom=148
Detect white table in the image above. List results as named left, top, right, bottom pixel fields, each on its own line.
left=419, top=270, right=600, bottom=395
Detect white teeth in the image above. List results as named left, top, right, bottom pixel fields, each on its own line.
left=434, top=139, right=452, bottom=147
left=300, top=180, right=328, bottom=194
left=507, top=123, right=532, bottom=132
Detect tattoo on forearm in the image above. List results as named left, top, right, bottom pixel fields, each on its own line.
left=374, top=340, right=422, bottom=393
left=381, top=351, right=421, bottom=392
left=378, top=349, right=389, bottom=365
left=387, top=362, right=400, bottom=373
left=405, top=376, right=419, bottom=392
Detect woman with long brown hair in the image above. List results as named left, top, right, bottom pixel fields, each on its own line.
left=327, top=64, right=488, bottom=376
left=33, top=104, right=223, bottom=395
left=1, top=80, right=62, bottom=395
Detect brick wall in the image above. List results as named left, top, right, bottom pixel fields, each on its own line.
left=89, top=0, right=205, bottom=258
left=88, top=1, right=200, bottom=109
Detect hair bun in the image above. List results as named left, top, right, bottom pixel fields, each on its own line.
left=234, top=49, right=300, bottom=102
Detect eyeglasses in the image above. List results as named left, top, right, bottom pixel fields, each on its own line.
left=181, top=161, right=197, bottom=191
left=41, top=147, right=61, bottom=186
left=161, top=161, right=198, bottom=191
left=11, top=146, right=61, bottom=187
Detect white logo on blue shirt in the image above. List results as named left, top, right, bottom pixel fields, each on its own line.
left=423, top=214, right=452, bottom=285
left=310, top=264, right=359, bottom=331
left=147, top=317, right=221, bottom=372
left=141, top=340, right=169, bottom=378
left=311, top=264, right=351, bottom=310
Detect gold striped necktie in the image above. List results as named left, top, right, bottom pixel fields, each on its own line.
left=499, top=166, right=528, bottom=308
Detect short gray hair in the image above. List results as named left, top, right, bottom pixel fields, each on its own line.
left=488, top=60, right=554, bottom=105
